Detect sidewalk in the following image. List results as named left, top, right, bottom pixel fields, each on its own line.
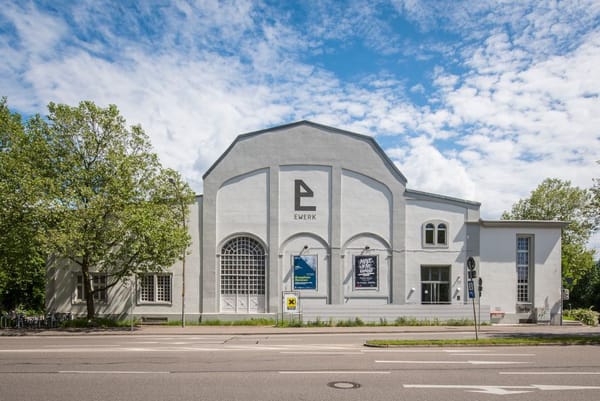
left=2, top=323, right=599, bottom=337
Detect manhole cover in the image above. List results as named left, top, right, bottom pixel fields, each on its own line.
left=327, top=381, right=361, bottom=390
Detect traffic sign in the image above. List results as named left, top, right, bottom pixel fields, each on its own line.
left=467, top=256, right=476, bottom=271
left=468, top=280, right=475, bottom=298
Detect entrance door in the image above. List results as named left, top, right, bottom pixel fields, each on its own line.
left=421, top=266, right=450, bottom=304
left=220, top=236, right=266, bottom=313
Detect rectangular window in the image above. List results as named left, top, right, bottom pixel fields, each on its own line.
left=74, top=273, right=107, bottom=303
left=516, top=236, right=531, bottom=303
left=139, top=274, right=172, bottom=304
left=421, top=266, right=450, bottom=304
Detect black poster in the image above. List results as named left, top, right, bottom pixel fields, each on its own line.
left=354, top=255, right=378, bottom=289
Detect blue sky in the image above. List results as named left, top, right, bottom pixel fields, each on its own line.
left=1, top=0, right=599, bottom=247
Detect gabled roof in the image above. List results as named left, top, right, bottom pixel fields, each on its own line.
left=203, top=120, right=407, bottom=183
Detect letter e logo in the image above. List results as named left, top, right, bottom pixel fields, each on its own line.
left=294, top=180, right=316, bottom=211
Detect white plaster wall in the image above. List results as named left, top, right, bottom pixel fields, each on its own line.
left=279, top=166, right=331, bottom=243
left=404, top=200, right=469, bottom=305
left=480, top=226, right=562, bottom=317
left=216, top=169, right=268, bottom=245
left=340, top=169, right=391, bottom=245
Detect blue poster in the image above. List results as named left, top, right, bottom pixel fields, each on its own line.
left=293, top=255, right=317, bottom=290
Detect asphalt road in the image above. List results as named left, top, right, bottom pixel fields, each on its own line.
left=1, top=330, right=600, bottom=401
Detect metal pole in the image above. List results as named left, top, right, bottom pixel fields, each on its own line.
left=472, top=296, right=478, bottom=340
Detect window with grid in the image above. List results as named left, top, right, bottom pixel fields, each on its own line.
left=220, top=237, right=266, bottom=295
left=517, top=236, right=531, bottom=303
left=74, top=273, right=107, bottom=303
left=138, top=274, right=172, bottom=303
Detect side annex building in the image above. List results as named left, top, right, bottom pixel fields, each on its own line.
left=46, top=121, right=565, bottom=324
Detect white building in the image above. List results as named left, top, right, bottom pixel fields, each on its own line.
left=46, top=121, right=565, bottom=324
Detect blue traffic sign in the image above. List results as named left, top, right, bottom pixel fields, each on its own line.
left=467, top=280, right=475, bottom=299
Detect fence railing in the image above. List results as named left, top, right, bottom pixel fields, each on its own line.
left=0, top=312, right=72, bottom=329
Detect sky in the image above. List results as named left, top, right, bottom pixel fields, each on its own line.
left=1, top=0, right=599, bottom=248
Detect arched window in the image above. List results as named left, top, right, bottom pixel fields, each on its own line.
left=425, top=223, right=435, bottom=244
left=437, top=223, right=447, bottom=245
left=422, top=221, right=449, bottom=247
left=220, top=236, right=266, bottom=296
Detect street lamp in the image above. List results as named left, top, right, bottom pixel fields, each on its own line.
left=168, top=178, right=186, bottom=328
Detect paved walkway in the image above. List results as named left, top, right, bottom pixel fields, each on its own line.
left=2, top=323, right=599, bottom=337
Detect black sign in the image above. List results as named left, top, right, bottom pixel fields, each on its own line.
left=294, top=180, right=316, bottom=211
left=354, top=255, right=378, bottom=289
left=467, top=256, right=476, bottom=271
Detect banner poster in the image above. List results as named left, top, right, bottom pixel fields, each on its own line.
left=354, top=255, right=378, bottom=289
left=293, top=255, right=317, bottom=290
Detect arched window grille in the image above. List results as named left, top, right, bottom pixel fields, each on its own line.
left=437, top=223, right=447, bottom=245
left=422, top=221, right=449, bottom=247
left=220, top=237, right=266, bottom=296
left=425, top=223, right=435, bottom=244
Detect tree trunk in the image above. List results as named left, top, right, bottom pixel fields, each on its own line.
left=81, top=262, right=95, bottom=320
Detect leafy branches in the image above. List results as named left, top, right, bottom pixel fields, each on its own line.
left=1, top=98, right=195, bottom=318
left=502, top=178, right=597, bottom=287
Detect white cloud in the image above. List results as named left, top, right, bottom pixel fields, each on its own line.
left=1, top=0, right=599, bottom=254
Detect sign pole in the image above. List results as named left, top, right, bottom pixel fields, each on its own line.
left=472, top=288, right=478, bottom=340
left=467, top=257, right=478, bottom=340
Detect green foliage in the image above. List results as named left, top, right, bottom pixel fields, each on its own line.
left=393, top=316, right=475, bottom=326
left=196, top=318, right=277, bottom=326
left=502, top=178, right=596, bottom=287
left=305, top=317, right=334, bottom=327
left=0, top=98, right=46, bottom=311
left=60, top=317, right=139, bottom=329
left=365, top=336, right=600, bottom=347
left=569, top=261, right=600, bottom=311
left=335, top=317, right=365, bottom=327
left=563, top=308, right=599, bottom=326
left=1, top=98, right=195, bottom=319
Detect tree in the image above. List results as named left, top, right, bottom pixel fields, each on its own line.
left=569, top=261, right=600, bottom=311
left=502, top=178, right=596, bottom=287
left=0, top=98, right=46, bottom=312
left=11, top=100, right=194, bottom=319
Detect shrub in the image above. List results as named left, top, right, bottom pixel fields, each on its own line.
left=563, top=308, right=599, bottom=326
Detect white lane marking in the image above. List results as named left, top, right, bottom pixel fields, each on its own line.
left=501, top=371, right=600, bottom=375
left=59, top=370, right=170, bottom=374
left=404, top=384, right=600, bottom=395
left=451, top=353, right=535, bottom=357
left=376, top=360, right=529, bottom=365
left=404, top=384, right=533, bottom=395
left=279, top=371, right=390, bottom=374
left=364, top=349, right=456, bottom=353
left=280, top=352, right=363, bottom=355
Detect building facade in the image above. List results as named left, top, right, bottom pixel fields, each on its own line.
left=46, top=121, right=564, bottom=324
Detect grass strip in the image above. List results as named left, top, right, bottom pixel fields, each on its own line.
left=365, top=336, right=600, bottom=347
